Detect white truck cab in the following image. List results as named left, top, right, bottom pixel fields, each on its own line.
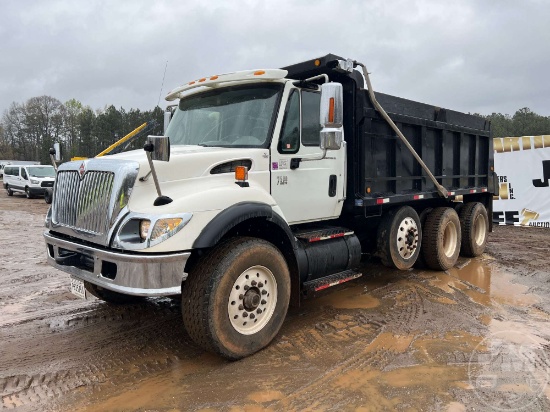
left=44, top=55, right=494, bottom=359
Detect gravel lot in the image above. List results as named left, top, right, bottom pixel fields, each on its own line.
left=1, top=189, right=549, bottom=411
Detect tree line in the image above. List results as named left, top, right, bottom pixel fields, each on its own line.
left=0, top=95, right=549, bottom=165
left=0, top=96, right=164, bottom=165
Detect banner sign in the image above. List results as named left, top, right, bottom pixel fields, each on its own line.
left=493, top=135, right=550, bottom=228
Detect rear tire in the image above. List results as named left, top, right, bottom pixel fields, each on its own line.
left=377, top=206, right=422, bottom=270
left=414, top=208, right=433, bottom=269
left=6, top=186, right=13, bottom=196
left=182, top=237, right=291, bottom=360
left=459, top=202, right=489, bottom=257
left=422, top=207, right=461, bottom=271
left=84, top=282, right=144, bottom=304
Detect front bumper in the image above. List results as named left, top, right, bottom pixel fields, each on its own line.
left=44, top=231, right=191, bottom=296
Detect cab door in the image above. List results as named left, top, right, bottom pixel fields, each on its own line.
left=270, top=87, right=345, bottom=224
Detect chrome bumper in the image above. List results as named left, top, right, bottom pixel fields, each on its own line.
left=44, top=231, right=190, bottom=296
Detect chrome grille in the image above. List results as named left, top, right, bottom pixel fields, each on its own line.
left=53, top=170, right=115, bottom=235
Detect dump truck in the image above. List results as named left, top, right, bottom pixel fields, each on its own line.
left=44, top=54, right=496, bottom=359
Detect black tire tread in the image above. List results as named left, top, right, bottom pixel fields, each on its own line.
left=422, top=207, right=461, bottom=271
left=181, top=237, right=286, bottom=358
left=459, top=202, right=488, bottom=257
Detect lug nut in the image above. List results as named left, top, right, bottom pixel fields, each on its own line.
left=244, top=285, right=249, bottom=290
left=258, top=282, right=263, bottom=287
left=238, top=305, right=244, bottom=310
left=251, top=280, right=257, bottom=286
left=243, top=312, right=248, bottom=318
left=257, top=308, right=262, bottom=314
left=261, top=290, right=267, bottom=295
left=239, top=294, right=244, bottom=300
left=250, top=313, right=255, bottom=319
left=261, top=299, right=266, bottom=305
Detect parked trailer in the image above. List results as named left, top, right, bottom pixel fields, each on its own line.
left=44, top=54, right=496, bottom=359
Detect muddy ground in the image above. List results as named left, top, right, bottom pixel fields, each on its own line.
left=1, top=189, right=549, bottom=412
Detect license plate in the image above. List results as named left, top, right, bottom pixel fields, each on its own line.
left=70, top=278, right=87, bottom=300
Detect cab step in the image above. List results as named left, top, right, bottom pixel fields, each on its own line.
left=303, top=269, right=362, bottom=293
left=294, top=227, right=354, bottom=243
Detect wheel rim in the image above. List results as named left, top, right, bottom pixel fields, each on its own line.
left=442, top=221, right=458, bottom=257
left=228, top=265, right=277, bottom=335
left=473, top=214, right=487, bottom=246
left=396, top=217, right=419, bottom=259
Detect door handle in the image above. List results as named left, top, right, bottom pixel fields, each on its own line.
left=329, top=175, right=337, bottom=197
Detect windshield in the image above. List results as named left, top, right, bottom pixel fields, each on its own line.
left=166, top=83, right=282, bottom=148
left=28, top=167, right=56, bottom=178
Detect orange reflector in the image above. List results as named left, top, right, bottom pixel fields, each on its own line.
left=314, top=59, right=321, bottom=67
left=210, top=75, right=219, bottom=80
left=328, top=97, right=335, bottom=123
left=366, top=187, right=371, bottom=194
left=254, top=70, right=265, bottom=76
left=235, top=166, right=248, bottom=181
left=199, top=78, right=206, bottom=82
left=189, top=81, right=195, bottom=85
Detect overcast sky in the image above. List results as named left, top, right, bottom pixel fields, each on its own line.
left=1, top=0, right=549, bottom=117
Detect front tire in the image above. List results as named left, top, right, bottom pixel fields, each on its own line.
left=182, top=237, right=291, bottom=359
left=6, top=186, right=13, bottom=196
left=377, top=206, right=422, bottom=270
left=422, top=207, right=461, bottom=271
left=25, top=187, right=32, bottom=199
left=459, top=202, right=489, bottom=257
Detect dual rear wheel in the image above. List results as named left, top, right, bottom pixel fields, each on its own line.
left=378, top=202, right=488, bottom=271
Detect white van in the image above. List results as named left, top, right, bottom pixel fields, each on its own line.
left=3, top=165, right=56, bottom=198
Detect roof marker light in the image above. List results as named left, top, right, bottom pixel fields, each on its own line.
left=254, top=70, right=265, bottom=76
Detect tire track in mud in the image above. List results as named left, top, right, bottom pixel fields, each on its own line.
left=0, top=299, right=203, bottom=411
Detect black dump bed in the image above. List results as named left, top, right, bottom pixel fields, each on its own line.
left=283, top=54, right=495, bottom=210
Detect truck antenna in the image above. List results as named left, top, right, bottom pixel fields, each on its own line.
left=156, top=61, right=168, bottom=108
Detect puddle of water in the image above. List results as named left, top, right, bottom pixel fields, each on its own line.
left=313, top=284, right=380, bottom=309
left=78, top=353, right=224, bottom=412
left=426, top=259, right=539, bottom=307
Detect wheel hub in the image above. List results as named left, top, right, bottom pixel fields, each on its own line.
left=228, top=265, right=277, bottom=335
left=243, top=288, right=261, bottom=311
left=396, top=218, right=419, bottom=259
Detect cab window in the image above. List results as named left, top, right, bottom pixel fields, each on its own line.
left=278, top=90, right=300, bottom=154
left=301, top=90, right=321, bottom=146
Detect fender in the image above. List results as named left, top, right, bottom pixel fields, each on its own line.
left=193, top=201, right=288, bottom=248
left=192, top=201, right=309, bottom=307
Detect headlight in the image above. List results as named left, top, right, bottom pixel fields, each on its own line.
left=113, top=213, right=192, bottom=250
left=30, top=179, right=39, bottom=184
left=150, top=218, right=184, bottom=242
left=140, top=220, right=151, bottom=240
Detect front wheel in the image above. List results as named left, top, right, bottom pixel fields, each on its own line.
left=182, top=237, right=291, bottom=359
left=25, top=187, right=32, bottom=199
left=6, top=186, right=13, bottom=196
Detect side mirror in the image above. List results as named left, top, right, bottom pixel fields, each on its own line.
left=319, top=82, right=344, bottom=150
left=145, top=136, right=170, bottom=162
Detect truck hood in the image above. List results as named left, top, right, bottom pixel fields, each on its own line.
left=103, top=145, right=269, bottom=182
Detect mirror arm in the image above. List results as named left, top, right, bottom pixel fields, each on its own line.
left=49, top=148, right=58, bottom=171
left=143, top=143, right=172, bottom=206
